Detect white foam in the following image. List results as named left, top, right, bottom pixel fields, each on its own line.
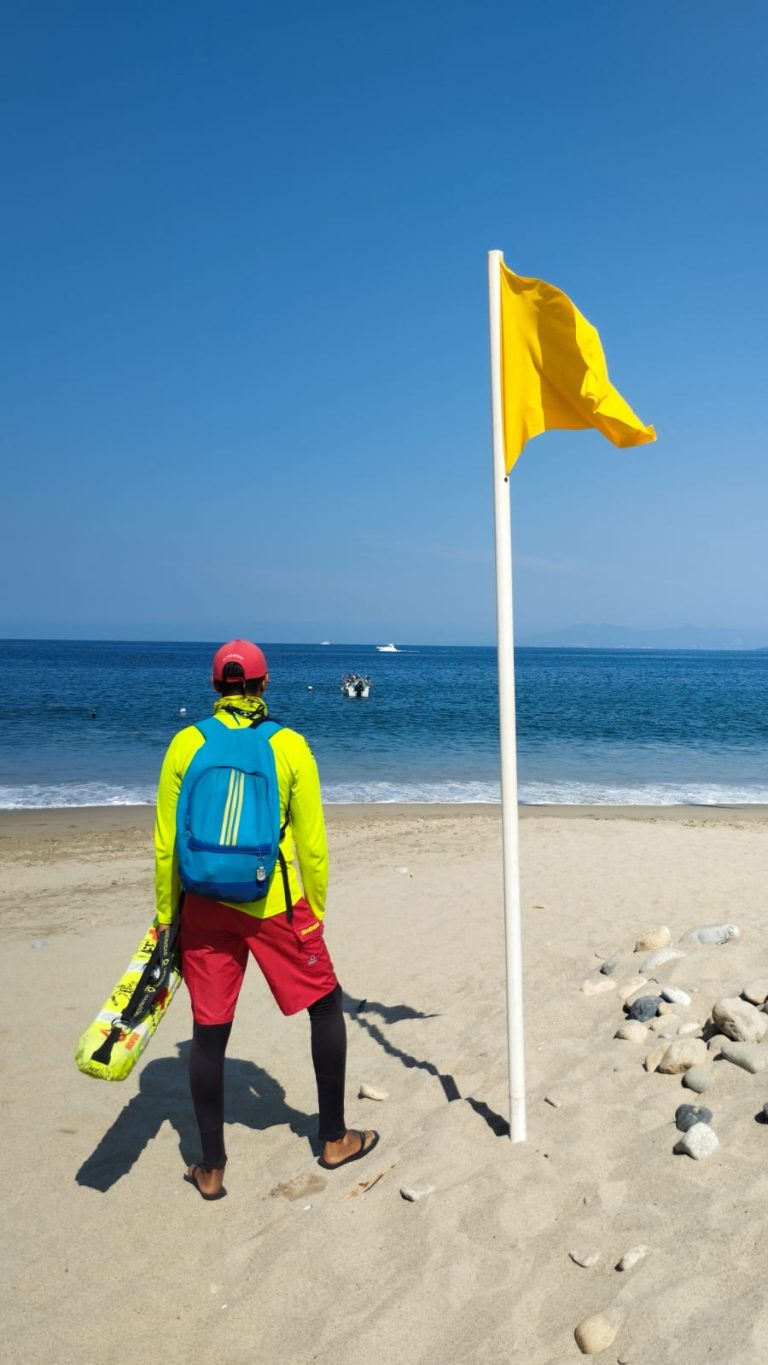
left=2, top=777, right=768, bottom=812
left=0, top=782, right=156, bottom=810
left=323, top=780, right=500, bottom=804
left=519, top=779, right=768, bottom=806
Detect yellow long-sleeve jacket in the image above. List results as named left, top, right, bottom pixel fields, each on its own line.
left=154, top=694, right=328, bottom=926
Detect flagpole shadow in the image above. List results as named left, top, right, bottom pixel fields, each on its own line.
left=343, top=992, right=510, bottom=1137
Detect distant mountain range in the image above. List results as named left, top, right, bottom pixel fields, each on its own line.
left=518, top=625, right=768, bottom=650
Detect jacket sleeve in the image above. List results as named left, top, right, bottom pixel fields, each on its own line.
left=288, top=736, right=329, bottom=918
left=154, top=732, right=187, bottom=926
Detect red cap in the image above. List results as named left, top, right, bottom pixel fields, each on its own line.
left=211, top=639, right=268, bottom=687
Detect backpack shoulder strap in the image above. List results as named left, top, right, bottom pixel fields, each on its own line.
left=250, top=715, right=292, bottom=918
left=250, top=716, right=282, bottom=739
left=193, top=716, right=223, bottom=741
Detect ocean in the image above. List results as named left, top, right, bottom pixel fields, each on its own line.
left=1, top=640, right=767, bottom=809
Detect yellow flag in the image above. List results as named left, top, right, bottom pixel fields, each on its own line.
left=499, top=262, right=656, bottom=472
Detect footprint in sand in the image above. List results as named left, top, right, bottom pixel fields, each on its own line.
left=270, top=1172, right=327, bottom=1201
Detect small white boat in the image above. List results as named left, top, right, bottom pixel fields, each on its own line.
left=376, top=643, right=398, bottom=653
left=341, top=673, right=372, bottom=699
left=320, top=641, right=331, bottom=645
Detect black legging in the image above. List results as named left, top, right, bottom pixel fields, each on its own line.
left=188, top=983, right=347, bottom=1168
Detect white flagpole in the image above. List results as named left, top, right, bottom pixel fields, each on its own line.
left=487, top=248, right=526, bottom=1143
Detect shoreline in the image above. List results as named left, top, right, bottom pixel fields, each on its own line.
left=2, top=800, right=768, bottom=842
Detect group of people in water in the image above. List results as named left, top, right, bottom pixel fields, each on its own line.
left=340, top=673, right=372, bottom=697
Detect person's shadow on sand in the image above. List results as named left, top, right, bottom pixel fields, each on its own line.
left=76, top=1042, right=315, bottom=1192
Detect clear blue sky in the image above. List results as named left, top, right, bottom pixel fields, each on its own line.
left=1, top=1, right=766, bottom=644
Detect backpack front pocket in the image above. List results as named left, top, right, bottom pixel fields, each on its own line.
left=185, top=766, right=275, bottom=856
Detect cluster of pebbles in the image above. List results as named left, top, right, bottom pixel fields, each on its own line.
left=581, top=919, right=767, bottom=1163
left=572, top=920, right=768, bottom=1355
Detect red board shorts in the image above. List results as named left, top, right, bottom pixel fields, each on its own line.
left=180, top=893, right=338, bottom=1025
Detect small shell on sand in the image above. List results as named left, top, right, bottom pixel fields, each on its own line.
left=617, top=1244, right=650, bottom=1272
left=400, top=1184, right=434, bottom=1202
left=359, top=1083, right=389, bottom=1101
left=569, top=1249, right=600, bottom=1268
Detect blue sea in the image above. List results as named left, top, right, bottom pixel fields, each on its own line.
left=1, top=640, right=768, bottom=809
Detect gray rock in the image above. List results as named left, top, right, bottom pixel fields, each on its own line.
left=30, top=939, right=48, bottom=950
left=712, top=997, right=768, bottom=1044
left=683, top=923, right=740, bottom=946
left=627, top=995, right=662, bottom=1022
left=720, top=1040, right=768, bottom=1074
left=674, top=1122, right=719, bottom=1159
left=656, top=1038, right=708, bottom=1073
left=574, top=1313, right=618, bottom=1355
left=682, top=1066, right=716, bottom=1093
left=661, top=985, right=692, bottom=1007
left=675, top=1103, right=713, bottom=1132
left=641, top=947, right=686, bottom=972
left=600, top=953, right=626, bottom=976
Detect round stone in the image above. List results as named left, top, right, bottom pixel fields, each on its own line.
left=582, top=977, right=617, bottom=996
left=675, top=1103, right=713, bottom=1132
left=600, top=953, right=625, bottom=976
left=720, top=1040, right=768, bottom=1074
left=712, top=997, right=768, bottom=1044
left=641, top=947, right=686, bottom=972
left=683, top=923, right=741, bottom=945
left=674, top=1122, right=719, bottom=1159
left=682, top=1065, right=716, bottom=1093
left=634, top=926, right=671, bottom=953
left=657, top=1038, right=708, bottom=1074
left=743, top=979, right=768, bottom=1006
left=574, top=1313, right=618, bottom=1355
left=661, top=985, right=692, bottom=1007
left=627, top=995, right=662, bottom=1022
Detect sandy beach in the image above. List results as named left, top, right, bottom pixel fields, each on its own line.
left=3, top=803, right=768, bottom=1364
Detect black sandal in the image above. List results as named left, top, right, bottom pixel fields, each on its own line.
left=318, top=1130, right=380, bottom=1170
left=184, top=1161, right=227, bottom=1201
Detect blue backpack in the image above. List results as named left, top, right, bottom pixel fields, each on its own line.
left=176, top=715, right=292, bottom=910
